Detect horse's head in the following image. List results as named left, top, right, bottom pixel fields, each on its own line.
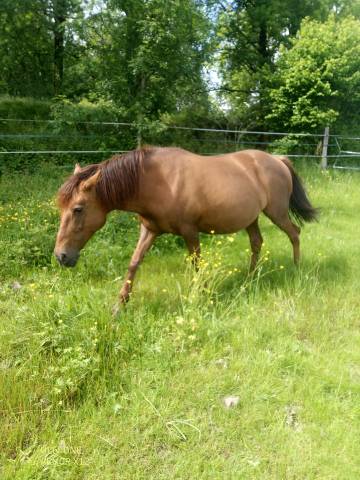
left=54, top=164, right=107, bottom=267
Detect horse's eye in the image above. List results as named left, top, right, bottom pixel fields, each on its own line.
left=73, top=206, right=83, bottom=214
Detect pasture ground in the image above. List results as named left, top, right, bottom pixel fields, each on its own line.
left=0, top=163, right=359, bottom=479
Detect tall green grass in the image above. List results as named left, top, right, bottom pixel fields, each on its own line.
left=0, top=165, right=359, bottom=479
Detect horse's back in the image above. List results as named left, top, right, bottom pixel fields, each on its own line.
left=152, top=147, right=290, bottom=179
left=155, top=147, right=292, bottom=203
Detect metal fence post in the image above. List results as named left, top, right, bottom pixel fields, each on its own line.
left=321, top=126, right=330, bottom=168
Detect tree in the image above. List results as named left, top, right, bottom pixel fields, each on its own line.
left=215, top=0, right=337, bottom=129
left=80, top=0, right=212, bottom=121
left=0, top=0, right=84, bottom=97
left=266, top=15, right=360, bottom=133
left=0, top=0, right=53, bottom=97
left=48, top=0, right=83, bottom=95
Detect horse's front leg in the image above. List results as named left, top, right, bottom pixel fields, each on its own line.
left=119, top=224, right=157, bottom=304
left=182, top=229, right=200, bottom=270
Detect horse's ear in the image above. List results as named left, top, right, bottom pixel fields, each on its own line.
left=74, top=163, right=81, bottom=174
left=81, top=170, right=101, bottom=191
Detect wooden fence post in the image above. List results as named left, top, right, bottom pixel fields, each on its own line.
left=321, top=126, right=330, bottom=169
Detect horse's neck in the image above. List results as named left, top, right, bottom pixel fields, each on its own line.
left=114, top=158, right=154, bottom=215
left=100, top=150, right=151, bottom=213
left=118, top=188, right=148, bottom=216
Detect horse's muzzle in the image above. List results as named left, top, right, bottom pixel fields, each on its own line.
left=55, top=250, right=79, bottom=267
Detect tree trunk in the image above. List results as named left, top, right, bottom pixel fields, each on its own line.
left=53, top=0, right=67, bottom=95
left=258, top=21, right=268, bottom=66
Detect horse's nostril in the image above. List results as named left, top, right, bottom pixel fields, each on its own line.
left=56, top=252, right=67, bottom=264
left=55, top=250, right=78, bottom=267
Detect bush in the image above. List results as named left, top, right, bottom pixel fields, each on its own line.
left=0, top=96, right=137, bottom=172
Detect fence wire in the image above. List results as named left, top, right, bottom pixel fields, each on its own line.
left=1, top=118, right=360, bottom=170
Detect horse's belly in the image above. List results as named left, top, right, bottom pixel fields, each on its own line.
left=198, top=205, right=259, bottom=234
left=196, top=184, right=265, bottom=233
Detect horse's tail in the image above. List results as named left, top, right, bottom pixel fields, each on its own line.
left=279, top=156, right=319, bottom=226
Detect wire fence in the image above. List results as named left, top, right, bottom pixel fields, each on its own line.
left=1, top=118, right=360, bottom=170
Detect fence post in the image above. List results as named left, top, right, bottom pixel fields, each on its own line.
left=321, top=126, right=329, bottom=169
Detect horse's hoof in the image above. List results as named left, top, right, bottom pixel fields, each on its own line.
left=112, top=293, right=130, bottom=316
left=112, top=303, right=121, bottom=317
left=119, top=290, right=130, bottom=305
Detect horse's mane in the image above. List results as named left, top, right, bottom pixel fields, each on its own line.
left=58, top=146, right=154, bottom=210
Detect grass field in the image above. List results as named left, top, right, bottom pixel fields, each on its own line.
left=0, top=163, right=359, bottom=479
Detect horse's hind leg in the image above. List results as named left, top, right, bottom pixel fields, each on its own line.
left=264, top=208, right=300, bottom=264
left=246, top=218, right=263, bottom=271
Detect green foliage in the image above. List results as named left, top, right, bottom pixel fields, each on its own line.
left=0, top=95, right=52, bottom=119
left=0, top=0, right=84, bottom=97
left=218, top=0, right=330, bottom=73
left=49, top=97, right=137, bottom=157
left=0, top=94, right=233, bottom=174
left=267, top=15, right=360, bottom=132
left=3, top=0, right=360, bottom=135
left=0, top=0, right=53, bottom=97
left=0, top=96, right=132, bottom=173
left=216, top=0, right=337, bottom=129
left=4, top=1, right=360, bottom=165
left=81, top=0, right=212, bottom=119
left=50, top=97, right=121, bottom=124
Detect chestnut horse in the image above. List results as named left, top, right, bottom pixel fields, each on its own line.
left=54, top=146, right=317, bottom=304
